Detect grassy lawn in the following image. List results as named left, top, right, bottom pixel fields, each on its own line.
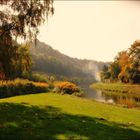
left=91, top=82, right=140, bottom=94
left=0, top=93, right=140, bottom=140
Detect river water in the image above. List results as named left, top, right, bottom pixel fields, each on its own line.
left=80, top=85, right=140, bottom=108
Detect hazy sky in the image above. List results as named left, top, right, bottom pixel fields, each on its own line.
left=38, top=1, right=140, bottom=62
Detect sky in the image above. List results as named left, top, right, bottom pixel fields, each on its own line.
left=38, top=1, right=140, bottom=62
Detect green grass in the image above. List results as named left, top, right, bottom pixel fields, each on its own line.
left=0, top=93, right=140, bottom=139
left=91, top=82, right=140, bottom=94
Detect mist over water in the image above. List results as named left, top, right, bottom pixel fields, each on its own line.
left=86, top=61, right=101, bottom=82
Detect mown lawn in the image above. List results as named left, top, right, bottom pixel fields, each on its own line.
left=0, top=93, right=140, bottom=140
left=91, top=82, right=140, bottom=94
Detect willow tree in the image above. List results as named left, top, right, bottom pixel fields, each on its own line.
left=0, top=0, right=53, bottom=79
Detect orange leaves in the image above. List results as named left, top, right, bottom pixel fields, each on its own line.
left=54, top=81, right=80, bottom=94
left=33, top=82, right=49, bottom=88
left=118, top=51, right=130, bottom=68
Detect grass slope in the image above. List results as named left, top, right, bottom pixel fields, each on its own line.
left=0, top=93, right=140, bottom=140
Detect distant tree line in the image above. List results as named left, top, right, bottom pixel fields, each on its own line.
left=31, top=53, right=96, bottom=84
left=101, top=40, right=140, bottom=84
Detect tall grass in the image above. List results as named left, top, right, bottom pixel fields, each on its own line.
left=0, top=79, right=49, bottom=98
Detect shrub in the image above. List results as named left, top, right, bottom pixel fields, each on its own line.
left=72, top=92, right=85, bottom=97
left=54, top=81, right=80, bottom=94
left=0, top=79, right=49, bottom=98
left=26, top=73, right=49, bottom=82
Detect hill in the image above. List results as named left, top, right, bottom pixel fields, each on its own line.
left=30, top=40, right=108, bottom=84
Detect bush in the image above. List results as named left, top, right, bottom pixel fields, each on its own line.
left=72, top=92, right=85, bottom=97
left=0, top=79, right=49, bottom=98
left=54, top=81, right=80, bottom=94
left=26, top=73, right=49, bottom=82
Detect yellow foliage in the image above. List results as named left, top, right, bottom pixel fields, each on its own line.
left=0, top=79, right=49, bottom=98
left=54, top=81, right=79, bottom=94
left=33, top=82, right=49, bottom=88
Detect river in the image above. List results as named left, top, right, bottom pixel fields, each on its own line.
left=80, top=85, right=140, bottom=108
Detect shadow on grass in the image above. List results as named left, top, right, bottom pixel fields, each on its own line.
left=0, top=102, right=140, bottom=140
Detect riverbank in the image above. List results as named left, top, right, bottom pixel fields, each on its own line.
left=91, top=83, right=140, bottom=94
left=0, top=93, right=140, bottom=139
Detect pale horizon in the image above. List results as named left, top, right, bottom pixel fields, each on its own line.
left=38, top=1, right=140, bottom=62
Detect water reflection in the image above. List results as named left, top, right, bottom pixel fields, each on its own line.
left=101, top=91, right=140, bottom=108
left=81, top=85, right=140, bottom=108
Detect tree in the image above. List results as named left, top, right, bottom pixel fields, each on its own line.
left=129, top=40, right=140, bottom=66
left=0, top=0, right=53, bottom=79
left=100, top=40, right=140, bottom=84
left=116, top=51, right=130, bottom=68
left=0, top=33, right=18, bottom=79
left=116, top=51, right=131, bottom=83
left=0, top=41, right=32, bottom=79
left=128, top=40, right=140, bottom=83
left=14, top=44, right=32, bottom=78
left=0, top=0, right=54, bottom=40
left=100, top=65, right=111, bottom=82
left=109, top=62, right=120, bottom=81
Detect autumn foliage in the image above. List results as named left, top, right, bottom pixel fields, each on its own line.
left=101, top=40, right=140, bottom=84
left=54, top=81, right=80, bottom=94
left=0, top=79, right=49, bottom=98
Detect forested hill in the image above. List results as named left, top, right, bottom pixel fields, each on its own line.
left=30, top=40, right=107, bottom=83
